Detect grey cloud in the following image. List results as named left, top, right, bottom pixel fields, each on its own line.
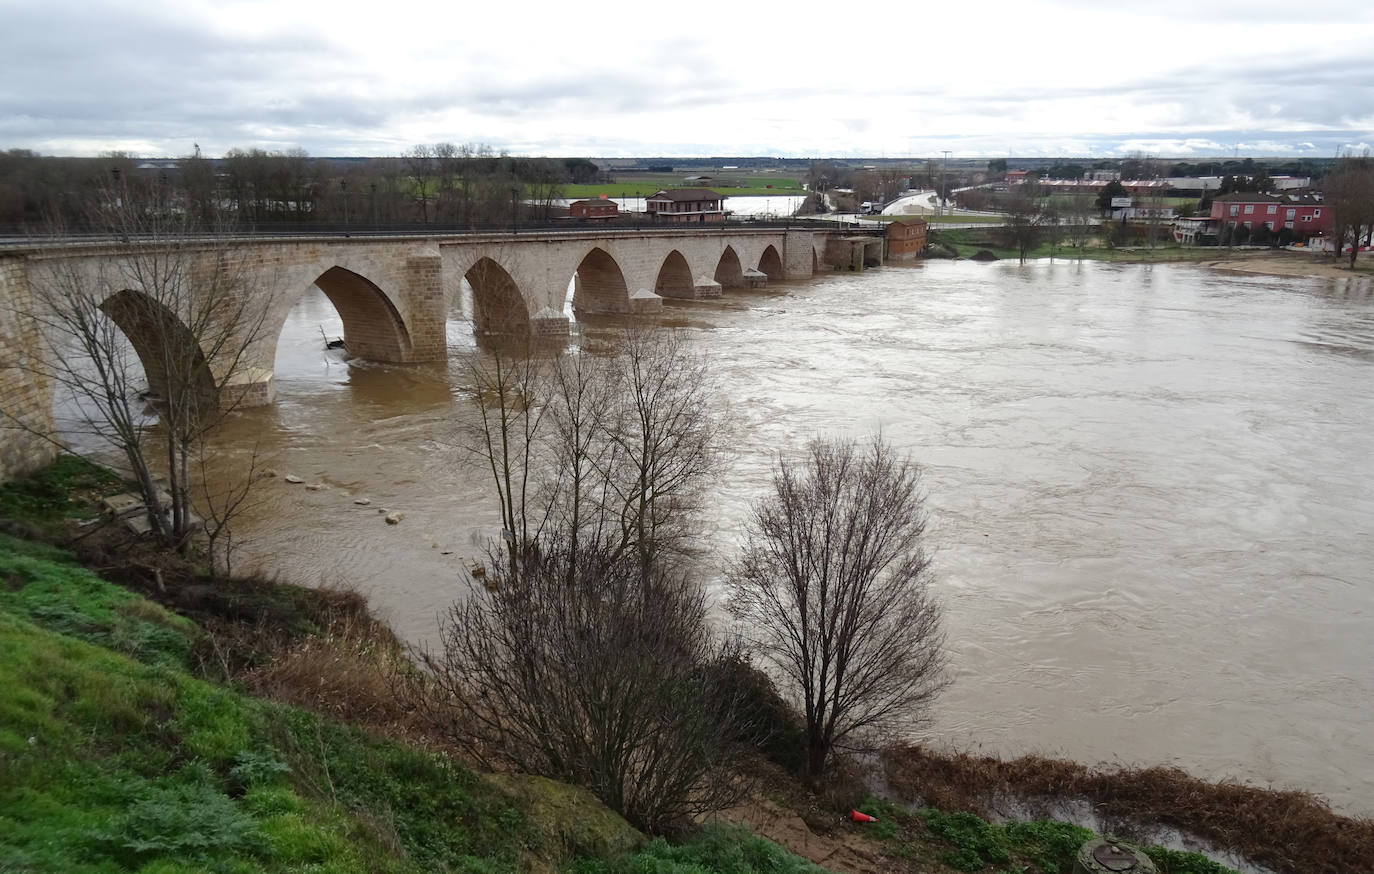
left=3, top=0, right=1370, bottom=157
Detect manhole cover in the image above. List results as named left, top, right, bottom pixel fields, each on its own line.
left=1092, top=842, right=1140, bottom=871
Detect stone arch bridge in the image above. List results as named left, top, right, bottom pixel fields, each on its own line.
left=0, top=227, right=849, bottom=478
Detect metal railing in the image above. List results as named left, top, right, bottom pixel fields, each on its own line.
left=0, top=216, right=887, bottom=253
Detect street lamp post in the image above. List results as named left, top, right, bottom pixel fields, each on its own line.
left=940, top=150, right=951, bottom=218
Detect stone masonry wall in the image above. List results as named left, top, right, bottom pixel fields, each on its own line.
left=0, top=257, right=57, bottom=481
left=783, top=230, right=818, bottom=278
left=403, top=252, right=447, bottom=360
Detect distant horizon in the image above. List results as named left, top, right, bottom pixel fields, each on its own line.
left=7, top=150, right=1354, bottom=165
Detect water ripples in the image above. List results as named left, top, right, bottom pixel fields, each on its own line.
left=218, top=258, right=1374, bottom=815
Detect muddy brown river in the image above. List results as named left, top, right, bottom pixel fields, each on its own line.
left=193, top=259, right=1374, bottom=816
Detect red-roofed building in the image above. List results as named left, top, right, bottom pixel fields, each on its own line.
left=1210, top=193, right=1329, bottom=238
left=570, top=198, right=619, bottom=221
left=885, top=217, right=928, bottom=260
left=645, top=189, right=725, bottom=223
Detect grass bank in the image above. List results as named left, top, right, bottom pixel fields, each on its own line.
left=2, top=528, right=855, bottom=873
left=0, top=534, right=549, bottom=873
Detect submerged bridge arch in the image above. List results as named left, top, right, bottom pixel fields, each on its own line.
left=715, top=245, right=744, bottom=288
left=463, top=256, right=530, bottom=336
left=302, top=265, right=414, bottom=361
left=98, top=287, right=220, bottom=414
left=570, top=246, right=631, bottom=314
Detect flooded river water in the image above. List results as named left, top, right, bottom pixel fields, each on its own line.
left=208, top=258, right=1374, bottom=815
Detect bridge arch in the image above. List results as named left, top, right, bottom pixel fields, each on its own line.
left=714, top=246, right=744, bottom=288
left=465, top=257, right=529, bottom=335
left=99, top=288, right=220, bottom=414
left=654, top=250, right=694, bottom=299
left=571, top=247, right=630, bottom=314
left=311, top=266, right=414, bottom=362
left=758, top=245, right=784, bottom=281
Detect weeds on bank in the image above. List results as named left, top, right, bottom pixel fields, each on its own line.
left=0, top=454, right=121, bottom=535
left=567, top=823, right=830, bottom=874
left=883, top=745, right=1374, bottom=874
left=0, top=532, right=195, bottom=666
left=852, top=798, right=1236, bottom=874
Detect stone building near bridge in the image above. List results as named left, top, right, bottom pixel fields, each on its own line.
left=885, top=217, right=928, bottom=261
left=644, top=189, right=725, bottom=223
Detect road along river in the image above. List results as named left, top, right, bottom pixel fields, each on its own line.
left=202, top=258, right=1374, bottom=815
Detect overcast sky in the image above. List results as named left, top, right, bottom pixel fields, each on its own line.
left=3, top=0, right=1372, bottom=160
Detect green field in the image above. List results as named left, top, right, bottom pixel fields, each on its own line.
left=558, top=174, right=806, bottom=199
left=1162, top=196, right=1205, bottom=210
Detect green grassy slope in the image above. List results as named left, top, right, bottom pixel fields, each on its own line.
left=0, top=587, right=535, bottom=872
left=0, top=532, right=838, bottom=874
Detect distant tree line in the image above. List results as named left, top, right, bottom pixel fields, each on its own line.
left=0, top=146, right=609, bottom=232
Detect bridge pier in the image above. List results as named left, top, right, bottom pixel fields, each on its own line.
left=531, top=307, right=570, bottom=337
left=220, top=366, right=276, bottom=408
left=784, top=230, right=819, bottom=279
left=630, top=289, right=664, bottom=313
left=404, top=254, right=448, bottom=362
left=693, top=275, right=723, bottom=299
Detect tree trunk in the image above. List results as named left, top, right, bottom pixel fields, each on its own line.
left=806, top=732, right=828, bottom=778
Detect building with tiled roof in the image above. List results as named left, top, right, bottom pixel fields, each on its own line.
left=644, top=189, right=725, bottom=223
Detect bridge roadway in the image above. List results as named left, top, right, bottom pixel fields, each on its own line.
left=0, top=225, right=854, bottom=478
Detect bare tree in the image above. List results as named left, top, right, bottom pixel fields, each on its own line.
left=13, top=179, right=274, bottom=554
left=431, top=142, right=457, bottom=222
left=1001, top=192, right=1047, bottom=263
left=196, top=441, right=267, bottom=578
left=457, top=325, right=718, bottom=579
left=1325, top=152, right=1374, bottom=268
left=1063, top=194, right=1095, bottom=257
left=420, top=326, right=742, bottom=832
left=605, top=326, right=719, bottom=576
left=405, top=144, right=436, bottom=223
left=418, top=538, right=746, bottom=833
left=727, top=435, right=948, bottom=779
left=458, top=343, right=552, bottom=578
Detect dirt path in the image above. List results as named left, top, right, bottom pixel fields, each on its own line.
left=1197, top=250, right=1372, bottom=280
left=711, top=799, right=935, bottom=874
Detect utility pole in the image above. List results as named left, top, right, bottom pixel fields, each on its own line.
left=940, top=150, right=951, bottom=217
